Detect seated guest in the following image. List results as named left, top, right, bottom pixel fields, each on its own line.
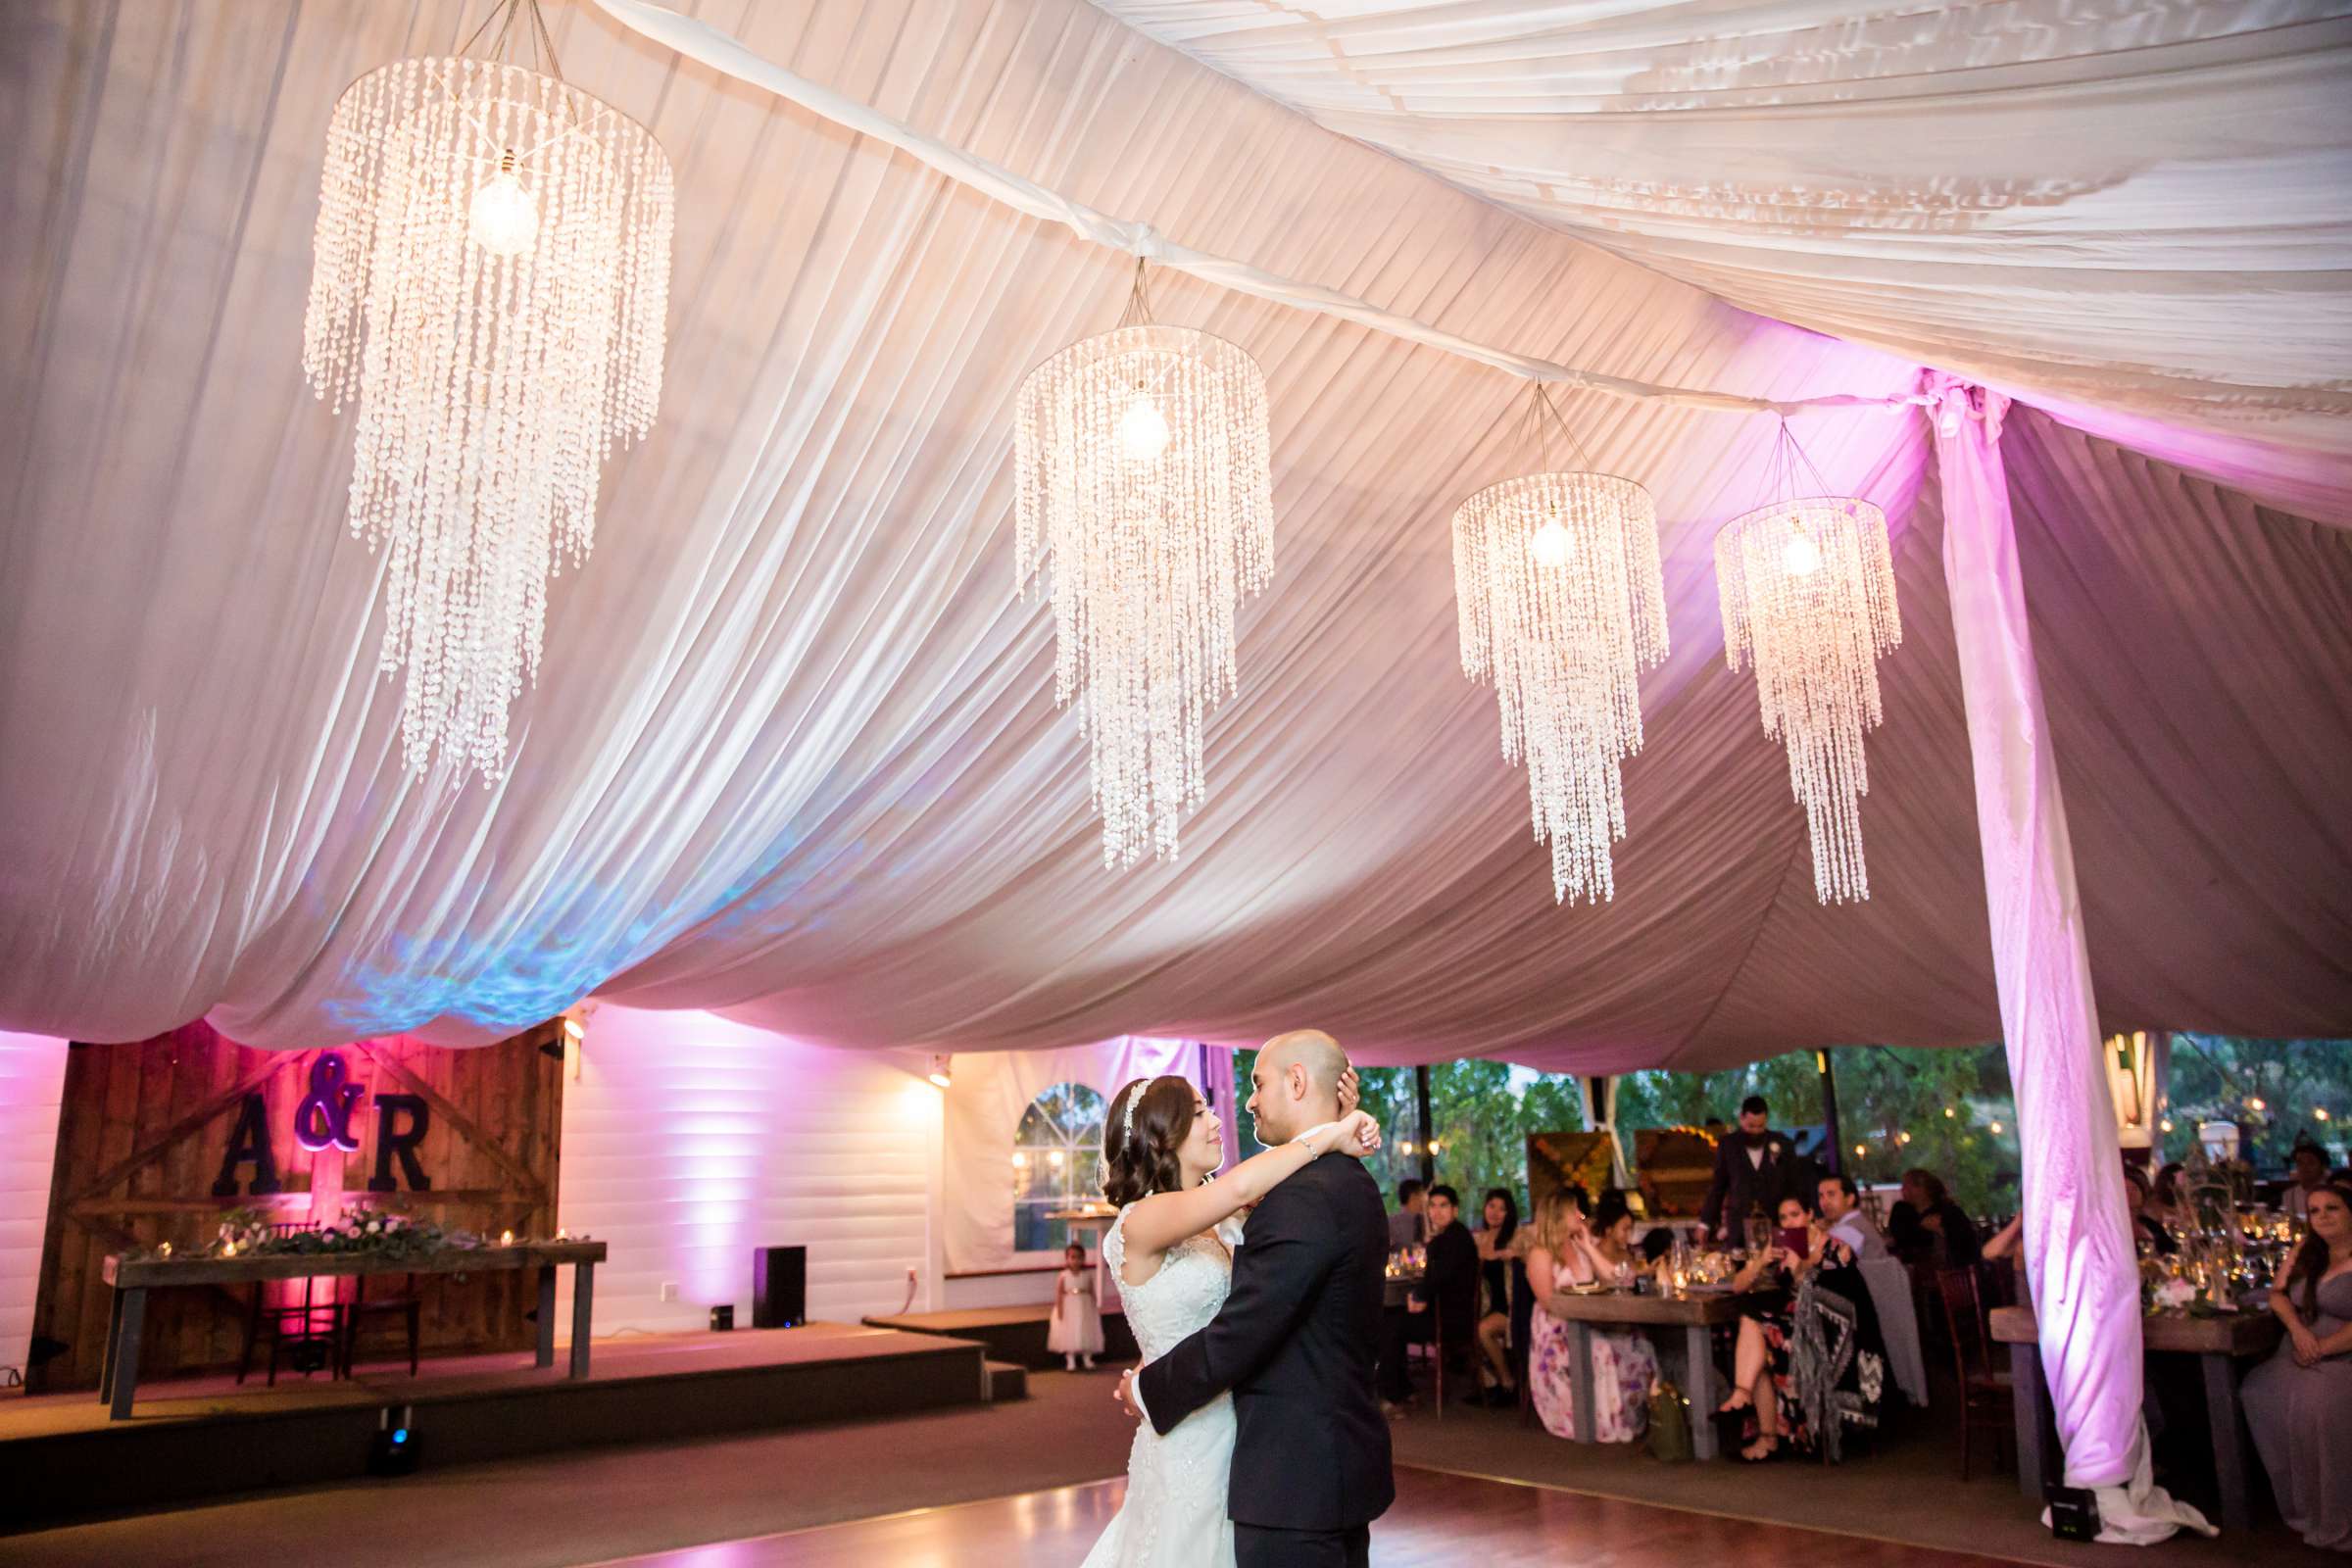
left=1389, top=1177, right=1428, bottom=1250
left=1472, top=1188, right=1526, bottom=1407
left=1888, top=1168, right=1982, bottom=1270
left=1817, top=1173, right=1886, bottom=1259
left=1379, top=1183, right=1477, bottom=1413
left=2122, top=1164, right=2177, bottom=1255
left=1721, top=1195, right=1887, bottom=1461
left=1525, top=1189, right=1659, bottom=1442
left=2245, top=1181, right=2352, bottom=1551
left=2153, top=1161, right=2187, bottom=1223
left=2283, top=1141, right=2331, bottom=1221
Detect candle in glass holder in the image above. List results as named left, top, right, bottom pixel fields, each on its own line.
left=159, top=1242, right=172, bottom=1258
left=501, top=1229, right=514, bottom=1247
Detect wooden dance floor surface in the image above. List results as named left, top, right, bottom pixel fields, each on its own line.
left=599, top=1464, right=2028, bottom=1566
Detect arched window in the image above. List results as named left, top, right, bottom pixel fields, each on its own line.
left=1013, top=1081, right=1107, bottom=1253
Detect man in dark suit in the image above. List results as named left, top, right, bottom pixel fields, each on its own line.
left=1123, top=1030, right=1395, bottom=1568
left=1377, top=1183, right=1476, bottom=1410
left=1700, top=1094, right=1798, bottom=1244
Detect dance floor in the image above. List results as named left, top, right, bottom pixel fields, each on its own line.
left=598, top=1464, right=2028, bottom=1566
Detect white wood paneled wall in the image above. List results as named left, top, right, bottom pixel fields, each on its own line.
left=555, top=1006, right=944, bottom=1338
left=0, top=1032, right=71, bottom=1379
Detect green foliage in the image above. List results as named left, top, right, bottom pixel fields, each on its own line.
left=2164, top=1036, right=2351, bottom=1170
left=1228, top=1035, right=2350, bottom=1227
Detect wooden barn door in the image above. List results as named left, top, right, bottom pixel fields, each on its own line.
left=29, top=1020, right=564, bottom=1391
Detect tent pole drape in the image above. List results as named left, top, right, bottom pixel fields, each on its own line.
left=1929, top=375, right=2208, bottom=1544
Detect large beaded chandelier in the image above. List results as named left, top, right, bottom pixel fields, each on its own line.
left=1016, top=263, right=1273, bottom=868
left=303, top=0, right=672, bottom=781
left=1453, top=387, right=1666, bottom=904
left=1714, top=424, right=1902, bottom=903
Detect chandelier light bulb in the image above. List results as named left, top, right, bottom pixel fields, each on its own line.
left=1529, top=517, right=1572, bottom=567
left=468, top=166, right=540, bottom=257
left=1118, top=394, right=1171, bottom=462
left=1783, top=526, right=1821, bottom=577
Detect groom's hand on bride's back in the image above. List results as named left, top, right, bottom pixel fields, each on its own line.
left=1114, top=1367, right=1144, bottom=1421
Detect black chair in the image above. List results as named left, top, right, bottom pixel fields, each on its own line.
left=1405, top=1298, right=1479, bottom=1419
left=235, top=1223, right=346, bottom=1386
left=1935, top=1266, right=2015, bottom=1481
left=339, top=1270, right=422, bottom=1377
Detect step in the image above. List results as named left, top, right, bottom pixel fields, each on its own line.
left=985, top=1359, right=1029, bottom=1403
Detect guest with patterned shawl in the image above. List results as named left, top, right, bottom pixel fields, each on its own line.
left=1719, top=1195, right=1887, bottom=1460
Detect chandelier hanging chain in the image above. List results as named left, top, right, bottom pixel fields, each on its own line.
left=458, top=0, right=566, bottom=81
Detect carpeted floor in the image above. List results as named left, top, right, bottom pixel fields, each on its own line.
left=1, top=1371, right=2329, bottom=1567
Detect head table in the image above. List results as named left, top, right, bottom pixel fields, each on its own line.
left=98, top=1241, right=608, bottom=1421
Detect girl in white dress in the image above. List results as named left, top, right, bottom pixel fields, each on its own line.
left=1050, top=1241, right=1103, bottom=1369
left=1080, top=1071, right=1379, bottom=1568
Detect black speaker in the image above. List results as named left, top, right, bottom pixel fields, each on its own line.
left=753, top=1246, right=807, bottom=1329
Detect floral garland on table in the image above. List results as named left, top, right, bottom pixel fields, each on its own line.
left=132, top=1206, right=485, bottom=1262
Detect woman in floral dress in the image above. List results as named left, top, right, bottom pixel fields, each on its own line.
left=1526, top=1188, right=1660, bottom=1442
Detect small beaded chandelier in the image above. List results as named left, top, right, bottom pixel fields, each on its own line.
left=1015, top=263, right=1274, bottom=868
left=1453, top=386, right=1666, bottom=904
left=1714, top=423, right=1902, bottom=903
left=303, top=0, right=673, bottom=781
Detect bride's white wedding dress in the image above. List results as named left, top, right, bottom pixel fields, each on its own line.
left=1079, top=1209, right=1239, bottom=1568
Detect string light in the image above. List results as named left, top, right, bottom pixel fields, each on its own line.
left=1398, top=1140, right=1415, bottom=1156
left=1988, top=1121, right=2004, bottom=1136
left=2318, top=1108, right=2332, bottom=1123
left=1853, top=1143, right=1867, bottom=1157
left=1895, top=1131, right=1911, bottom=1146
left=2159, top=1117, right=2175, bottom=1133
left=1943, top=1106, right=1956, bottom=1119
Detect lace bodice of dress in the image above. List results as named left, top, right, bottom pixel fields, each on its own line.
left=1103, top=1208, right=1233, bottom=1362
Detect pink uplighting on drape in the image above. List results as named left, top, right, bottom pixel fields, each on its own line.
left=1931, top=375, right=2205, bottom=1541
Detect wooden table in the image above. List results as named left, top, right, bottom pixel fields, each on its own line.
left=1990, top=1304, right=2281, bottom=1531
left=99, top=1241, right=608, bottom=1421
left=1541, top=1288, right=1741, bottom=1458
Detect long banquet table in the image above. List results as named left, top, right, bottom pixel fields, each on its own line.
left=99, top=1241, right=609, bottom=1420
left=1989, top=1303, right=2281, bottom=1532
left=1540, top=1288, right=1740, bottom=1458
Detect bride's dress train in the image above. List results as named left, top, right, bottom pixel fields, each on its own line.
left=1078, top=1210, right=1237, bottom=1568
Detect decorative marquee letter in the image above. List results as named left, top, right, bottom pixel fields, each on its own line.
left=368, top=1094, right=433, bottom=1193
left=211, top=1092, right=283, bottom=1197
left=294, top=1053, right=366, bottom=1152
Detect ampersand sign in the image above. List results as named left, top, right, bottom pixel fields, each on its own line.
left=294, top=1053, right=366, bottom=1152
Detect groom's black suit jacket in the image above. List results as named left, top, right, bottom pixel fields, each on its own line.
left=1136, top=1152, right=1396, bottom=1532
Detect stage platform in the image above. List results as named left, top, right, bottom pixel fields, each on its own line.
left=0, top=1322, right=992, bottom=1529
left=592, top=1465, right=2026, bottom=1567
left=862, top=1303, right=1138, bottom=1369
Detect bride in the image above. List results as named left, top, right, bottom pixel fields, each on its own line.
left=1080, top=1071, right=1380, bottom=1568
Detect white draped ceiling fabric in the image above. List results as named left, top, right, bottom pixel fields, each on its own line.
left=2, top=0, right=2349, bottom=1078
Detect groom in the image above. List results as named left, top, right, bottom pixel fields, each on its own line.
left=1118, top=1030, right=1395, bottom=1567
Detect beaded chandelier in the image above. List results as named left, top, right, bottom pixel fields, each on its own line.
left=303, top=1, right=672, bottom=781
left=1016, top=265, right=1273, bottom=868
left=1453, top=388, right=1665, bottom=904
left=1714, top=424, right=1902, bottom=903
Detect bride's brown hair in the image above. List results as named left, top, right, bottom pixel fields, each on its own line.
left=1102, top=1076, right=1198, bottom=1208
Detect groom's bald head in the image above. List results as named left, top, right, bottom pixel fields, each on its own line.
left=1250, top=1030, right=1348, bottom=1144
